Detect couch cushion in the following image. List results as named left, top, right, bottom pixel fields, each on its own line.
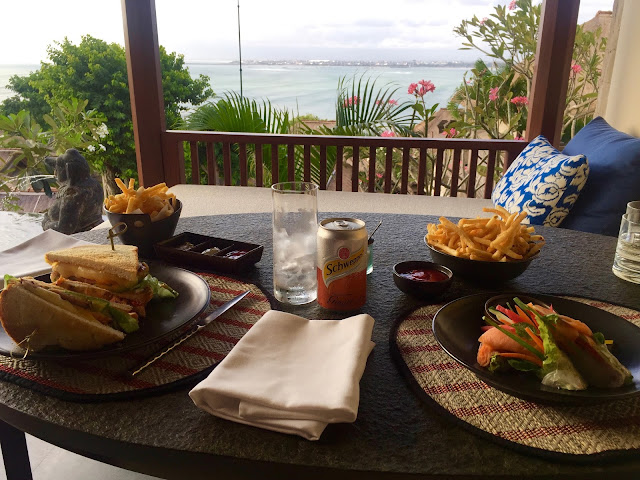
left=560, top=117, right=640, bottom=236
left=492, top=135, right=589, bottom=226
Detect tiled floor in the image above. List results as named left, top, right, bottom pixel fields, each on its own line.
left=0, top=435, right=159, bottom=480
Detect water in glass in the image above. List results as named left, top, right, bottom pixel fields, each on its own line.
left=272, top=182, right=318, bottom=304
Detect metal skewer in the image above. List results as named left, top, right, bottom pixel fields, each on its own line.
left=368, top=220, right=382, bottom=242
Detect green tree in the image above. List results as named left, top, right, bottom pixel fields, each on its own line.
left=0, top=35, right=213, bottom=194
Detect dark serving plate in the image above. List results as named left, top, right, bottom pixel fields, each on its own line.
left=155, top=232, right=263, bottom=274
left=0, top=262, right=211, bottom=360
left=425, top=238, right=537, bottom=283
left=432, top=293, right=640, bottom=405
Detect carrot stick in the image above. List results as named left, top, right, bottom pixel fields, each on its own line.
left=524, top=327, right=544, bottom=353
left=498, top=352, right=543, bottom=367
left=514, top=305, right=536, bottom=328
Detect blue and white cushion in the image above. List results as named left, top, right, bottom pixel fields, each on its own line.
left=492, top=135, right=589, bottom=226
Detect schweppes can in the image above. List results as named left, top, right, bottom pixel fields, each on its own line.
left=317, top=218, right=367, bottom=311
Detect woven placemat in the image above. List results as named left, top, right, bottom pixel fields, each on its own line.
left=391, top=296, right=640, bottom=460
left=0, top=273, right=272, bottom=402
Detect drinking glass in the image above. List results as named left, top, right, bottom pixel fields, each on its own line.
left=612, top=213, right=640, bottom=284
left=626, top=201, right=640, bottom=223
left=272, top=182, right=319, bottom=304
left=367, top=238, right=374, bottom=275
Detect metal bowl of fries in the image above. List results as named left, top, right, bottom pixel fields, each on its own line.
left=104, top=180, right=181, bottom=258
left=425, top=208, right=544, bottom=283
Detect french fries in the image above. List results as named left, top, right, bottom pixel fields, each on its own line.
left=104, top=179, right=177, bottom=222
left=426, top=206, right=545, bottom=262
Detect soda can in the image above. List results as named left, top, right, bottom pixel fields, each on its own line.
left=317, top=218, right=367, bottom=311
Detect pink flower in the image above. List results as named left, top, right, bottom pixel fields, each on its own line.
left=375, top=173, right=383, bottom=179
left=418, top=79, right=436, bottom=93
left=510, top=96, right=529, bottom=107
left=388, top=99, right=398, bottom=105
left=571, top=63, right=583, bottom=75
left=479, top=17, right=488, bottom=25
left=514, top=134, right=525, bottom=140
left=410, top=80, right=435, bottom=98
left=489, top=87, right=499, bottom=101
left=381, top=130, right=396, bottom=137
left=343, top=96, right=360, bottom=107
left=508, top=1, right=517, bottom=10
left=442, top=128, right=457, bottom=138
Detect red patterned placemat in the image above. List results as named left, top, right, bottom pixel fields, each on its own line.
left=0, top=273, right=271, bottom=401
left=391, top=297, right=640, bottom=460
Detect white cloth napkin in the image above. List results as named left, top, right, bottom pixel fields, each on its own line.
left=0, top=229, right=92, bottom=286
left=189, top=310, right=375, bottom=440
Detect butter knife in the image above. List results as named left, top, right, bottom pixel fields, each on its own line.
left=128, top=290, right=251, bottom=376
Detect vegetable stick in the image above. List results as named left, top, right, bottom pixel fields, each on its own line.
left=498, top=352, right=543, bottom=367
left=524, top=327, right=544, bottom=352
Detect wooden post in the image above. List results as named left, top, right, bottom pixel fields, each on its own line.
left=121, top=0, right=176, bottom=186
left=526, top=0, right=580, bottom=147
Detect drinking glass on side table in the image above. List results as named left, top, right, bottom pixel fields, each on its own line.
left=613, top=205, right=640, bottom=284
left=272, top=182, right=319, bottom=305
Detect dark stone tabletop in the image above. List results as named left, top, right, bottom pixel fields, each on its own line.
left=1, top=212, right=639, bottom=479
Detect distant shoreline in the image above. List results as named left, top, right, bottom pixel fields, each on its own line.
left=186, top=60, right=478, bottom=68
left=0, top=60, right=480, bottom=68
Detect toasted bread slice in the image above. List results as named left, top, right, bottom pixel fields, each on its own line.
left=45, top=245, right=141, bottom=287
left=0, top=281, right=125, bottom=352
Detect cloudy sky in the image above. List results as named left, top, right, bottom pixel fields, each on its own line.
left=0, top=0, right=613, bottom=64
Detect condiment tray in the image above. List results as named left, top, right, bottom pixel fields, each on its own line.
left=154, top=232, right=263, bottom=273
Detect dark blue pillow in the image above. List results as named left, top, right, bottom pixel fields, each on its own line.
left=561, top=117, right=640, bottom=236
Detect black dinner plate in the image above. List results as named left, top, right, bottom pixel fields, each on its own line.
left=432, top=293, right=640, bottom=404
left=0, top=262, right=211, bottom=360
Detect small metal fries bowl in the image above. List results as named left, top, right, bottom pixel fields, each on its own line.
left=104, top=180, right=182, bottom=258
left=105, top=199, right=182, bottom=258
left=393, top=261, right=453, bottom=299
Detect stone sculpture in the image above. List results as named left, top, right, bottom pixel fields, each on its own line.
left=42, top=149, right=103, bottom=234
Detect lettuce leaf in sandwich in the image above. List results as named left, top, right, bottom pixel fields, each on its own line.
left=536, top=314, right=587, bottom=391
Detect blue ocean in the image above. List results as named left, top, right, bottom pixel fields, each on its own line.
left=0, top=63, right=469, bottom=121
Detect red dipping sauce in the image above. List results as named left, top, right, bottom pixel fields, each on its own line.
left=399, top=268, right=449, bottom=282
left=223, top=249, right=249, bottom=260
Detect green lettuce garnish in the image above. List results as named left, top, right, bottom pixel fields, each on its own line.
left=536, top=316, right=587, bottom=390
left=139, top=275, right=179, bottom=299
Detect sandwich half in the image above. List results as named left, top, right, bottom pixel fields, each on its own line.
left=45, top=245, right=154, bottom=316
left=0, top=277, right=129, bottom=352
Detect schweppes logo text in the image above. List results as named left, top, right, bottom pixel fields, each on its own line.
left=322, top=246, right=365, bottom=284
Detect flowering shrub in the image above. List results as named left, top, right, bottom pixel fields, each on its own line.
left=510, top=96, right=529, bottom=107
left=453, top=0, right=607, bottom=142
left=408, top=79, right=439, bottom=137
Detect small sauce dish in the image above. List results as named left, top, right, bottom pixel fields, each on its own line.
left=393, top=261, right=453, bottom=299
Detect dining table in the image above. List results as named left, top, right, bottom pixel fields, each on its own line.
left=0, top=210, right=639, bottom=480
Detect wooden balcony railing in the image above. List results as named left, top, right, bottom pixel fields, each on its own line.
left=162, top=131, right=527, bottom=199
